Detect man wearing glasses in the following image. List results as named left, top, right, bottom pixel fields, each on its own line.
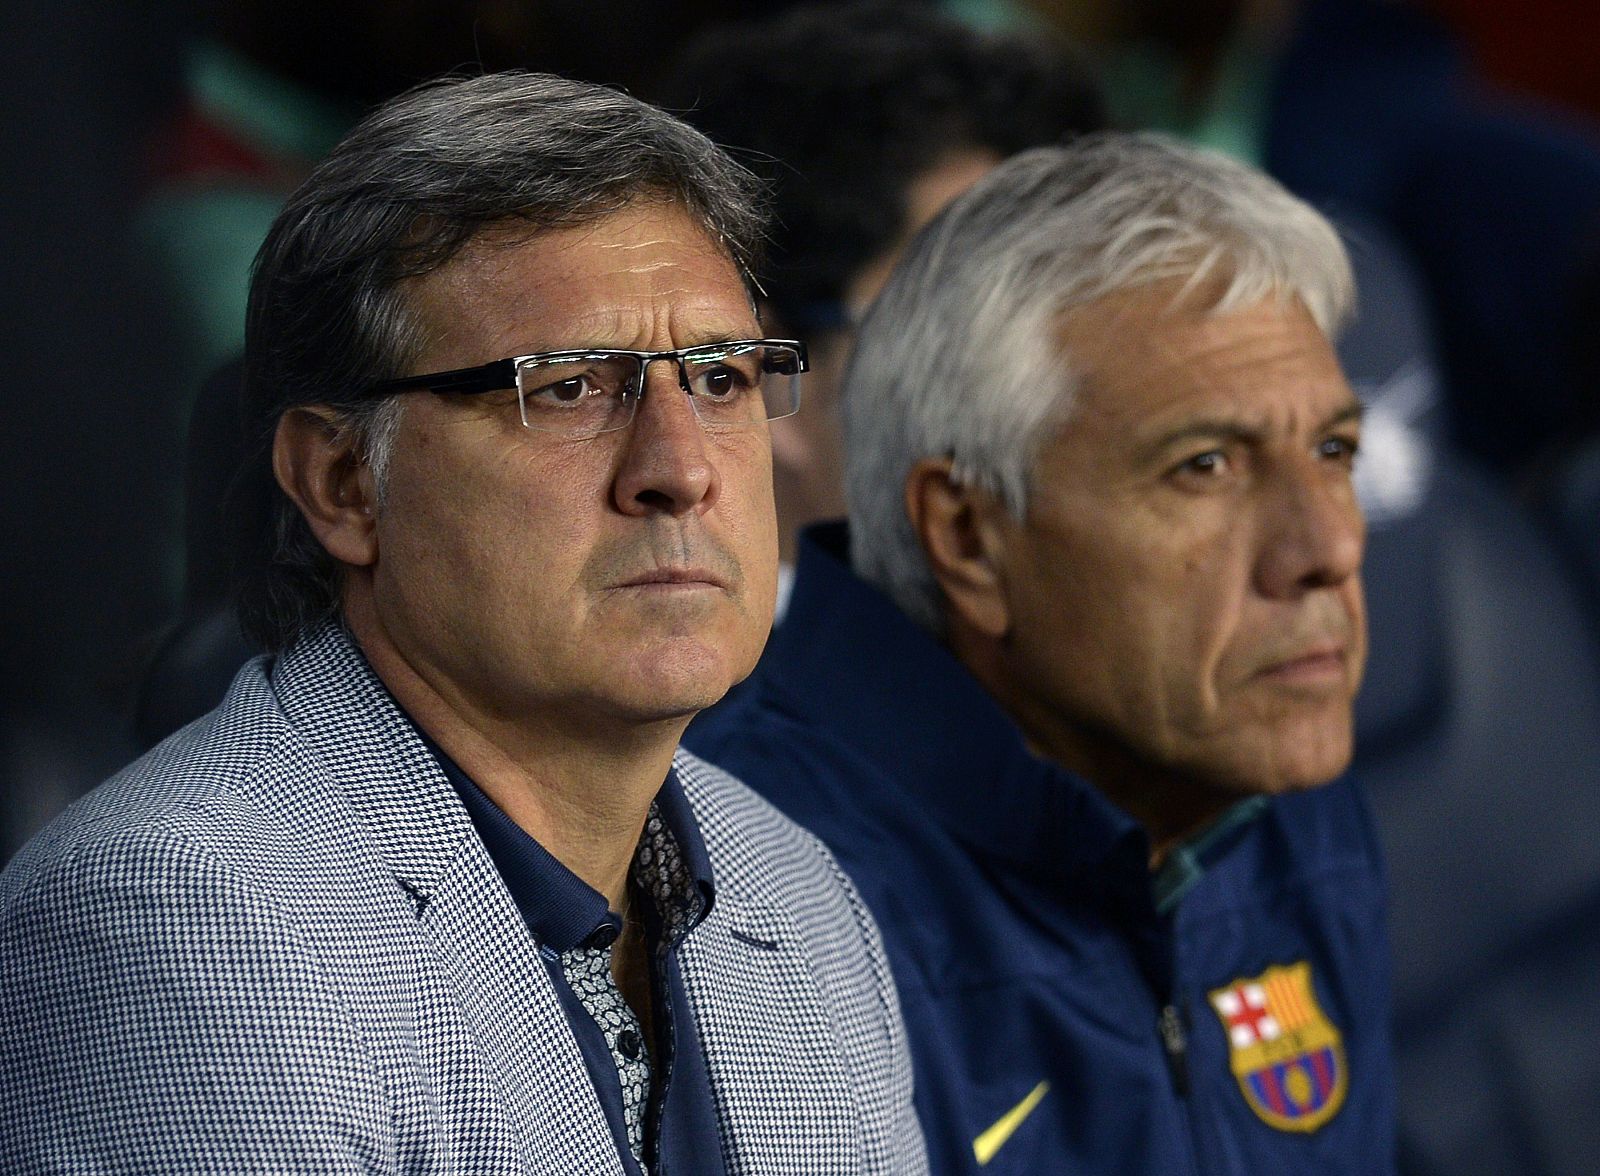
left=0, top=74, right=924, bottom=1174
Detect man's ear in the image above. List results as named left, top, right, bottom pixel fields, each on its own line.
left=904, top=457, right=1011, bottom=639
left=272, top=406, right=380, bottom=568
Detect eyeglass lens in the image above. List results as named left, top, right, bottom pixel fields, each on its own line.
left=514, top=343, right=801, bottom=436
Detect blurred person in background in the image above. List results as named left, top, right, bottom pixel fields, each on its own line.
left=655, top=0, right=1105, bottom=611
left=691, top=133, right=1395, bottom=1174
left=141, top=0, right=791, bottom=395
left=0, top=72, right=925, bottom=1173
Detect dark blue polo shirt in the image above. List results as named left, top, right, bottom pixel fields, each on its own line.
left=435, top=746, right=727, bottom=1176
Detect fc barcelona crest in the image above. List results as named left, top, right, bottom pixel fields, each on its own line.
left=1207, top=961, right=1347, bottom=1132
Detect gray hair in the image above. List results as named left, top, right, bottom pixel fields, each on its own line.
left=844, top=132, right=1355, bottom=632
left=241, top=71, right=766, bottom=651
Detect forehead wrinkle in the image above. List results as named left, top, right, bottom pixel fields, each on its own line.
left=518, top=293, right=759, bottom=352
left=416, top=250, right=754, bottom=365
left=1145, top=320, right=1318, bottom=387
left=1139, top=393, right=1357, bottom=452
left=591, top=231, right=704, bottom=263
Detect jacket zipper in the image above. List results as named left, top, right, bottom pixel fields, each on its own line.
left=1159, top=1002, right=1191, bottom=1097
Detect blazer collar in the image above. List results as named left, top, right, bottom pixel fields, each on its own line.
left=270, top=621, right=477, bottom=903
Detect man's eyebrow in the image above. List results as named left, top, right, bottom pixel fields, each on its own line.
left=684, top=331, right=765, bottom=347
left=520, top=327, right=763, bottom=355
left=1140, top=418, right=1262, bottom=460
left=1322, top=401, right=1366, bottom=431
left=1138, top=399, right=1367, bottom=461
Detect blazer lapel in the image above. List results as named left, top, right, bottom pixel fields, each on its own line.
left=678, top=883, right=863, bottom=1173
left=416, top=845, right=624, bottom=1172
left=272, top=624, right=623, bottom=1173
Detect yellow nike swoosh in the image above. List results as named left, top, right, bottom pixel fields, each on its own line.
left=973, top=1080, right=1051, bottom=1166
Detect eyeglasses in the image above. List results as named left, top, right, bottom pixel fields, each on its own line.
left=364, top=338, right=807, bottom=439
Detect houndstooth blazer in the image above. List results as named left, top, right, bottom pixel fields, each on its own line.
left=0, top=624, right=926, bottom=1174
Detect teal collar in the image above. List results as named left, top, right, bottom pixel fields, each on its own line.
left=1151, top=795, right=1272, bottom=916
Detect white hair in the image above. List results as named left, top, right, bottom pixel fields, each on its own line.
left=843, top=132, right=1356, bottom=631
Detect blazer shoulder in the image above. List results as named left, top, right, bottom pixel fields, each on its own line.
left=671, top=746, right=886, bottom=958
left=0, top=657, right=315, bottom=913
left=671, top=746, right=828, bottom=879
left=0, top=797, right=392, bottom=1171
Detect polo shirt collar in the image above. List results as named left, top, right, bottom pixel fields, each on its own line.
left=1151, top=794, right=1272, bottom=915
left=646, top=772, right=719, bottom=947
left=430, top=739, right=716, bottom=954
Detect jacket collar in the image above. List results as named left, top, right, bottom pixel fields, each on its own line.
left=270, top=621, right=478, bottom=903
left=439, top=740, right=717, bottom=954
left=764, top=524, right=1153, bottom=894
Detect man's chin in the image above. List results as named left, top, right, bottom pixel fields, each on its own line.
left=1250, top=731, right=1354, bottom=795
left=609, top=660, right=745, bottom=724
left=1180, top=711, right=1354, bottom=798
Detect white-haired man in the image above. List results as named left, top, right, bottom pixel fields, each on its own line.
left=689, top=134, right=1394, bottom=1173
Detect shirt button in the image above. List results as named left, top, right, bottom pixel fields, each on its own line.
left=618, top=1029, right=642, bottom=1060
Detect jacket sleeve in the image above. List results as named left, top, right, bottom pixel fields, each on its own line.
left=0, top=823, right=391, bottom=1174
left=817, top=841, right=930, bottom=1175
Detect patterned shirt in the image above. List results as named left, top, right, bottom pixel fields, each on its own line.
left=554, top=806, right=704, bottom=1161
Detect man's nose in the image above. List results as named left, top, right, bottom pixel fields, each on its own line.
left=1255, top=463, right=1366, bottom=599
left=610, top=362, right=717, bottom=517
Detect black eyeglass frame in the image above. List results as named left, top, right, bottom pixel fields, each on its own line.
left=363, top=337, right=809, bottom=409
